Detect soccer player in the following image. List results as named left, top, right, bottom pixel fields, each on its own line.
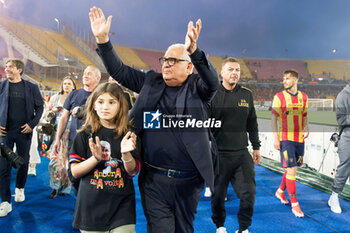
left=271, top=70, right=309, bottom=218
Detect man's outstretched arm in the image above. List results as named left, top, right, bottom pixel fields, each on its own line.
left=90, top=6, right=145, bottom=92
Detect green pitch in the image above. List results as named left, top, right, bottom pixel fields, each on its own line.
left=256, top=110, right=337, bottom=126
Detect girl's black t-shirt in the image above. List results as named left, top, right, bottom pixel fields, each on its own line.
left=69, top=127, right=140, bottom=231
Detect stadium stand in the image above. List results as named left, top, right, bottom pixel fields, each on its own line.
left=0, top=33, right=23, bottom=59
left=0, top=36, right=8, bottom=57
left=113, top=45, right=149, bottom=70
left=245, top=59, right=307, bottom=81
left=0, top=16, right=97, bottom=68
left=208, top=56, right=254, bottom=80
left=305, top=59, right=350, bottom=81
left=0, top=65, right=5, bottom=81
left=244, top=83, right=344, bottom=102
left=61, top=26, right=105, bottom=71
left=25, top=74, right=55, bottom=90
left=237, top=58, right=254, bottom=80
left=207, top=55, right=224, bottom=73
left=26, top=74, right=41, bottom=83
left=1, top=15, right=348, bottom=101
left=45, top=31, right=96, bottom=67
left=133, top=48, right=164, bottom=72
left=0, top=16, right=58, bottom=62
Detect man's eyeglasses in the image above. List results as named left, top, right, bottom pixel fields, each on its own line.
left=159, top=57, right=190, bottom=66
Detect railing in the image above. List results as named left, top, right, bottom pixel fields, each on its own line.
left=0, top=16, right=57, bottom=63
left=0, top=16, right=85, bottom=68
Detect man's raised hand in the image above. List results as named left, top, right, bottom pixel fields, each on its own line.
left=185, top=19, right=202, bottom=55
left=89, top=6, right=112, bottom=44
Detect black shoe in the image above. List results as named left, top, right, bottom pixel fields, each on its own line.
left=58, top=193, right=67, bottom=196
left=50, top=189, right=58, bottom=199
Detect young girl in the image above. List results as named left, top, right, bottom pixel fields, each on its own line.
left=69, top=83, right=140, bottom=233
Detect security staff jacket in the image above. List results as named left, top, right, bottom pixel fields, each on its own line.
left=211, top=83, right=260, bottom=152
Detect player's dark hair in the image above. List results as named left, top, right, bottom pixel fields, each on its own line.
left=284, top=69, right=299, bottom=78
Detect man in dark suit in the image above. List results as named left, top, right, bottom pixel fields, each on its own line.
left=0, top=59, right=44, bottom=217
left=90, top=6, right=219, bottom=233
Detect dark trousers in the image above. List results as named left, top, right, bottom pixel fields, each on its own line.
left=0, top=131, right=32, bottom=203
left=139, top=168, right=204, bottom=233
left=211, top=149, right=256, bottom=231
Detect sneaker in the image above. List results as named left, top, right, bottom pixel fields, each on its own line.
left=204, top=187, right=212, bottom=197
left=235, top=230, right=250, bottom=233
left=0, top=202, right=12, bottom=217
left=14, top=188, right=25, bottom=202
left=216, top=227, right=227, bottom=233
left=50, top=189, right=58, bottom=199
left=291, top=203, right=304, bottom=218
left=28, top=167, right=36, bottom=176
left=328, top=194, right=342, bottom=213
left=275, top=190, right=289, bottom=204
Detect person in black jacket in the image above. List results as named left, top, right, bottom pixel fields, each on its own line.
left=0, top=59, right=44, bottom=217
left=210, top=57, right=261, bottom=233
left=89, top=6, right=219, bottom=233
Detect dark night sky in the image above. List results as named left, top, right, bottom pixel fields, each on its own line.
left=1, top=0, right=349, bottom=59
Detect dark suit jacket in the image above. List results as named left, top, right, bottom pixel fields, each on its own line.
left=97, top=41, right=219, bottom=189
left=0, top=79, right=44, bottom=130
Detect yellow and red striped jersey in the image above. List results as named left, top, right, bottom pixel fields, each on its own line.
left=271, top=90, right=308, bottom=143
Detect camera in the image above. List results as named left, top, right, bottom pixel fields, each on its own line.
left=0, top=143, right=25, bottom=169
left=330, top=132, right=340, bottom=147
left=72, top=105, right=86, bottom=120
left=36, top=122, right=55, bottom=135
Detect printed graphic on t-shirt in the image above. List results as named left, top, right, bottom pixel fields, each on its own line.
left=100, top=140, right=111, bottom=161
left=9, top=91, right=25, bottom=98
left=90, top=140, right=124, bottom=190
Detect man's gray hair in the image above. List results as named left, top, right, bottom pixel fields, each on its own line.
left=166, top=44, right=191, bottom=62
left=166, top=44, right=193, bottom=73
left=86, top=65, right=101, bottom=78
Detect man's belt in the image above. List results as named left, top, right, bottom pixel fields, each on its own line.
left=145, top=162, right=198, bottom=178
